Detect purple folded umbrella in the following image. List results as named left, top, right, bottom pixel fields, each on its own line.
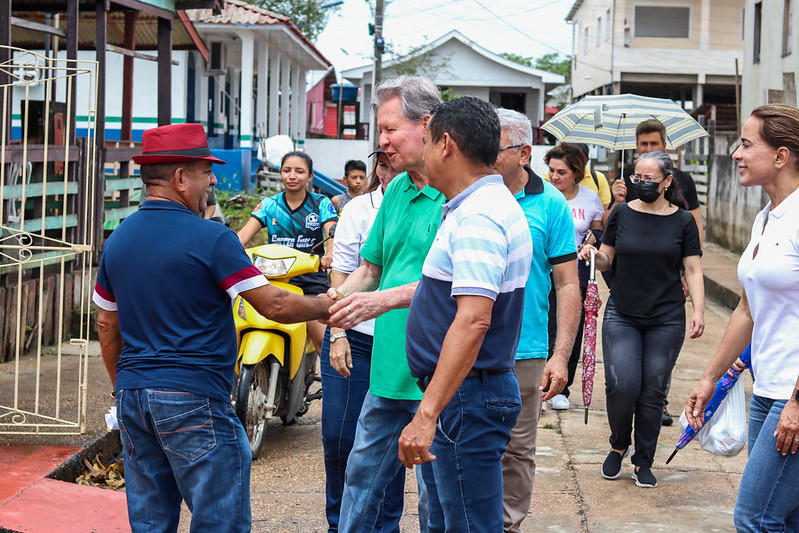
left=666, top=345, right=752, bottom=464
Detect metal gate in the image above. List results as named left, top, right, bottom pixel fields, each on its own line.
left=0, top=46, right=98, bottom=435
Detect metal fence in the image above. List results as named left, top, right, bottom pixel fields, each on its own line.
left=0, top=46, right=98, bottom=435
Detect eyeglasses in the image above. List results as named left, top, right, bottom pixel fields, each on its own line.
left=630, top=174, right=664, bottom=184
left=499, top=144, right=524, bottom=152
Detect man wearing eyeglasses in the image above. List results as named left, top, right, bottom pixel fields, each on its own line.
left=494, top=108, right=581, bottom=533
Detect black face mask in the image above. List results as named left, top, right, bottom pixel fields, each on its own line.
left=632, top=180, right=662, bottom=203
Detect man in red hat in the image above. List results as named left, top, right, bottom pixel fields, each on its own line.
left=93, top=123, right=332, bottom=532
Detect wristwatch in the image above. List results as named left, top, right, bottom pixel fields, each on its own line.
left=330, top=331, right=348, bottom=343
left=794, top=388, right=799, bottom=402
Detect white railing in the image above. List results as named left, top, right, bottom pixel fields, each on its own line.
left=0, top=47, right=98, bottom=435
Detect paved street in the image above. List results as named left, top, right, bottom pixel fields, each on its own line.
left=209, top=289, right=746, bottom=533
left=1, top=245, right=748, bottom=532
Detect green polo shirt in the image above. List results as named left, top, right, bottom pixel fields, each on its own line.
left=360, top=171, right=445, bottom=400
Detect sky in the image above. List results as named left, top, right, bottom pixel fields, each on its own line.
left=314, top=0, right=574, bottom=74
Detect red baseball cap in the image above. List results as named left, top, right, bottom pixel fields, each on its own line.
left=132, top=123, right=226, bottom=165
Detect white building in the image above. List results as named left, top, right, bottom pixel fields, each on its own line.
left=740, top=0, right=799, bottom=118
left=567, top=0, right=744, bottom=111
left=10, top=0, right=331, bottom=191
left=341, top=30, right=564, bottom=138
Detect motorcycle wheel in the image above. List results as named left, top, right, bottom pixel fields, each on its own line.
left=234, top=362, right=273, bottom=459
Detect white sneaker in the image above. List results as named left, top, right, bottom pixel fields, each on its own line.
left=550, top=394, right=570, bottom=410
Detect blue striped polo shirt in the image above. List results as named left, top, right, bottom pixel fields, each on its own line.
left=406, top=175, right=533, bottom=378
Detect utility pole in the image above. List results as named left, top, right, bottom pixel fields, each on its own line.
left=373, top=0, right=384, bottom=86
left=369, top=0, right=385, bottom=144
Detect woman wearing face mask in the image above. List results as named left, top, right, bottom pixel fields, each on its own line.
left=577, top=151, right=705, bottom=489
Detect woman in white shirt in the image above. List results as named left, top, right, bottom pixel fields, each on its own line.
left=686, top=104, right=799, bottom=530
left=545, top=143, right=604, bottom=411
left=320, top=148, right=404, bottom=531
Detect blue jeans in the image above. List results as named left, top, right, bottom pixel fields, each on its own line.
left=735, top=395, right=799, bottom=532
left=602, top=299, right=685, bottom=467
left=339, top=392, right=431, bottom=533
left=320, top=328, right=405, bottom=532
left=424, top=370, right=521, bottom=532
left=116, top=388, right=251, bottom=533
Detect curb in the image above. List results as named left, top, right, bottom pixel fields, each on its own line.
left=48, top=431, right=122, bottom=483
left=704, top=274, right=741, bottom=311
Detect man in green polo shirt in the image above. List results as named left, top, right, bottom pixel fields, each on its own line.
left=325, top=75, right=445, bottom=533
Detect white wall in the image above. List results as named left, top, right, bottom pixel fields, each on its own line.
left=303, top=138, right=372, bottom=179
left=741, top=0, right=799, bottom=118
left=10, top=49, right=189, bottom=140
left=570, top=0, right=616, bottom=97
left=571, top=0, right=744, bottom=98
left=529, top=145, right=551, bottom=177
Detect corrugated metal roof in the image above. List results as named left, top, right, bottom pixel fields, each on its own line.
left=188, top=0, right=330, bottom=70
left=11, top=11, right=200, bottom=50
left=566, top=0, right=583, bottom=21
left=9, top=0, right=329, bottom=69
left=186, top=0, right=288, bottom=25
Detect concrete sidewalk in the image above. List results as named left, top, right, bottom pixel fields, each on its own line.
left=240, top=243, right=749, bottom=532
left=0, top=243, right=746, bottom=532
left=243, top=319, right=747, bottom=533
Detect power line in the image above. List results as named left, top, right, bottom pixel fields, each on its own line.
left=469, top=0, right=571, bottom=55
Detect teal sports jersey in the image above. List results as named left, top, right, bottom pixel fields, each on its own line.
left=251, top=191, right=337, bottom=254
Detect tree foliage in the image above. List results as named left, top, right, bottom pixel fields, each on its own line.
left=499, top=52, right=533, bottom=68
left=534, top=52, right=571, bottom=82
left=501, top=51, right=571, bottom=83
left=249, top=0, right=339, bottom=42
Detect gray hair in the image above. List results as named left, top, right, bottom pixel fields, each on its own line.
left=636, top=151, right=674, bottom=177
left=370, top=75, right=442, bottom=123
left=496, top=108, right=532, bottom=146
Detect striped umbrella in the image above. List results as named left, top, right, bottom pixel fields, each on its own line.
left=542, top=94, right=708, bottom=151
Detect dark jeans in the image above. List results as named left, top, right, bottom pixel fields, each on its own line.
left=602, top=299, right=685, bottom=467
left=420, top=370, right=521, bottom=532
left=320, top=328, right=404, bottom=533
left=547, top=285, right=588, bottom=398
left=116, top=388, right=252, bottom=533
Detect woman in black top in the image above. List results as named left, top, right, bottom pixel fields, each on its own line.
left=578, top=151, right=705, bottom=488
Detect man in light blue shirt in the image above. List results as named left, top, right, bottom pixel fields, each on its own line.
left=495, top=108, right=581, bottom=533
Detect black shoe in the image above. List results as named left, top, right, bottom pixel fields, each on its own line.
left=601, top=446, right=631, bottom=480
left=632, top=466, right=658, bottom=488
left=661, top=407, right=673, bottom=427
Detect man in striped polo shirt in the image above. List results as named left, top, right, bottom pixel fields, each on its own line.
left=400, top=97, right=533, bottom=531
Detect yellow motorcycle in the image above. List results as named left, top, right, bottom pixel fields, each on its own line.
left=232, top=244, right=321, bottom=458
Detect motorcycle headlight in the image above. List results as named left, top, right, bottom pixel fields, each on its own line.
left=236, top=298, right=247, bottom=320
left=253, top=254, right=296, bottom=277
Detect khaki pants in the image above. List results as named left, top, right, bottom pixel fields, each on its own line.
left=502, top=358, right=547, bottom=533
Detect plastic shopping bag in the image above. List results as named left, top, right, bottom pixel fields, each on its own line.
left=697, top=378, right=747, bottom=457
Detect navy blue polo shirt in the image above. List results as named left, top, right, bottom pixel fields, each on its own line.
left=93, top=200, right=267, bottom=400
